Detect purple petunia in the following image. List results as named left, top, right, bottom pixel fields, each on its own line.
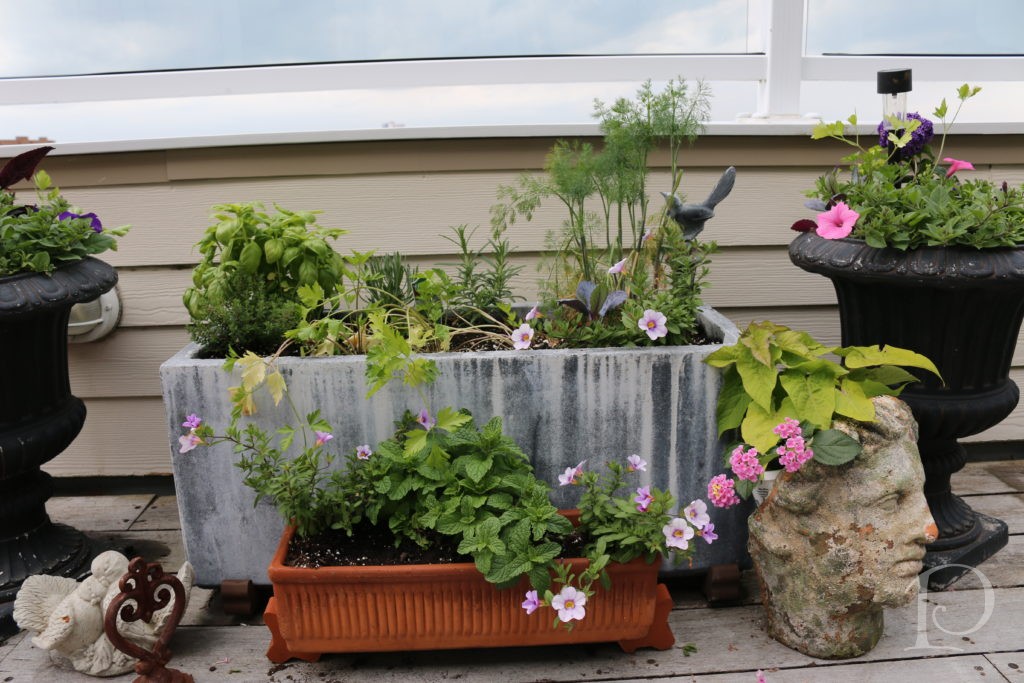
left=877, top=112, right=933, bottom=160
left=58, top=211, right=103, bottom=233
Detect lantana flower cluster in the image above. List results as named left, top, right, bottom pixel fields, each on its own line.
left=707, top=417, right=817, bottom=509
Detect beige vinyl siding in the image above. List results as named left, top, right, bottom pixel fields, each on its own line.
left=28, top=134, right=1023, bottom=476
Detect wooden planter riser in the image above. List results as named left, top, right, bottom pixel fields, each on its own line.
left=264, top=526, right=674, bottom=662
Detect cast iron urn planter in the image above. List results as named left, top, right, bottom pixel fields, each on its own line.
left=789, top=232, right=1024, bottom=588
left=0, top=257, right=118, bottom=627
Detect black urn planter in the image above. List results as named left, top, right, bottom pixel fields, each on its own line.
left=0, top=257, right=118, bottom=629
left=790, top=232, right=1024, bottom=589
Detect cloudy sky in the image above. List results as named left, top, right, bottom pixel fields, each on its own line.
left=1, top=0, right=1021, bottom=145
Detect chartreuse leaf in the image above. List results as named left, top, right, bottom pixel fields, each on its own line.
left=834, top=377, right=875, bottom=422
left=779, top=361, right=842, bottom=430
left=704, top=343, right=741, bottom=368
left=741, top=398, right=795, bottom=453
left=265, top=370, right=286, bottom=406
left=436, top=406, right=472, bottom=433
left=715, top=365, right=751, bottom=436
left=809, top=429, right=861, bottom=465
left=837, top=345, right=942, bottom=382
left=735, top=344, right=777, bottom=412
left=403, top=428, right=429, bottom=457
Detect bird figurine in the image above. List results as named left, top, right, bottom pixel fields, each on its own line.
left=661, top=166, right=737, bottom=240
left=13, top=551, right=195, bottom=677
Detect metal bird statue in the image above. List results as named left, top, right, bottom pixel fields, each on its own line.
left=661, top=166, right=736, bottom=240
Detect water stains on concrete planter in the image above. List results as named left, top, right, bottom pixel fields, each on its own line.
left=160, top=307, right=742, bottom=587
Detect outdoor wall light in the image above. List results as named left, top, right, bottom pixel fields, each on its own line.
left=68, top=286, right=121, bottom=343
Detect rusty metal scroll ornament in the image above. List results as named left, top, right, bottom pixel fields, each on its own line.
left=103, top=557, right=194, bottom=683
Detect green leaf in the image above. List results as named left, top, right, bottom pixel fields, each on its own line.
left=464, top=455, right=493, bottom=483
left=810, top=429, right=861, bottom=466
left=403, top=429, right=429, bottom=457
left=436, top=406, right=473, bottom=433
left=735, top=344, right=777, bottom=412
left=779, top=363, right=837, bottom=430
left=715, top=365, right=751, bottom=436
left=838, top=345, right=942, bottom=381
left=833, top=377, right=875, bottom=422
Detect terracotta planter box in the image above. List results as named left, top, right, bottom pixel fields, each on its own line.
left=162, top=306, right=743, bottom=586
left=264, top=523, right=674, bottom=662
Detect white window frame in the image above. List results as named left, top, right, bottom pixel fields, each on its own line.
left=2, top=0, right=1023, bottom=144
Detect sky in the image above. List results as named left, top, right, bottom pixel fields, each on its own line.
left=0, top=0, right=1022, bottom=145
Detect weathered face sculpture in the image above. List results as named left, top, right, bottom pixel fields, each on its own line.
left=748, top=396, right=937, bottom=659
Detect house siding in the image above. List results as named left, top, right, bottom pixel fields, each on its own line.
left=15, top=134, right=1020, bottom=475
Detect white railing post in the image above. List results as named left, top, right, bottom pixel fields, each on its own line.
left=756, top=0, right=805, bottom=117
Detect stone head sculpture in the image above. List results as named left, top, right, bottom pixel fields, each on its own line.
left=748, top=395, right=938, bottom=659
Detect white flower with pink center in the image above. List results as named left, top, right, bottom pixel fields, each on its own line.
left=662, top=517, right=695, bottom=550
left=551, top=586, right=587, bottom=622
left=638, top=309, right=668, bottom=340
left=511, top=323, right=534, bottom=350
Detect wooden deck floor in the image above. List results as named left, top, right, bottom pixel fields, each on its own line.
left=2, top=460, right=1022, bottom=682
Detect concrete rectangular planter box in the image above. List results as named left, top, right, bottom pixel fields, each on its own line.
left=160, top=307, right=742, bottom=587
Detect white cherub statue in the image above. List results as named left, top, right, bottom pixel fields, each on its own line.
left=13, top=551, right=195, bottom=676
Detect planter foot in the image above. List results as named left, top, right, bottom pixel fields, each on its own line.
left=703, top=563, right=742, bottom=606
left=922, top=511, right=1008, bottom=590
left=264, top=598, right=321, bottom=664
left=617, top=583, right=674, bottom=653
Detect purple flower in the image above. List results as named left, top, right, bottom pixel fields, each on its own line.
left=634, top=486, right=653, bottom=512
left=58, top=210, right=103, bottom=233
left=510, top=323, right=534, bottom=350
left=697, top=522, right=718, bottom=544
left=417, top=409, right=435, bottom=431
left=178, top=432, right=202, bottom=454
left=557, top=460, right=586, bottom=486
left=314, top=431, right=333, bottom=447
left=521, top=590, right=540, bottom=615
left=608, top=257, right=628, bottom=275
left=662, top=518, right=694, bottom=550
left=181, top=414, right=202, bottom=430
left=525, top=305, right=541, bottom=321
left=626, top=454, right=647, bottom=473
left=877, top=112, right=933, bottom=160
left=356, top=444, right=373, bottom=460
left=638, top=309, right=668, bottom=340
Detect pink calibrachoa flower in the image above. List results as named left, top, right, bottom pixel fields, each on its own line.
left=638, top=309, right=668, bottom=340
left=178, top=432, right=202, bottom=454
left=634, top=486, right=653, bottom=512
left=662, top=518, right=695, bottom=550
left=708, top=474, right=741, bottom=508
left=551, top=586, right=587, bottom=622
left=417, top=409, right=435, bottom=431
left=626, top=454, right=647, bottom=472
left=182, top=414, right=202, bottom=429
left=608, top=257, right=628, bottom=275
left=525, top=305, right=541, bottom=321
left=356, top=444, right=373, bottom=460
left=558, top=460, right=586, bottom=486
left=314, top=431, right=333, bottom=447
left=943, top=157, right=975, bottom=178
left=511, top=323, right=534, bottom=350
left=697, top=522, right=717, bottom=544
left=521, top=590, right=540, bottom=615
left=773, top=417, right=802, bottom=439
left=815, top=201, right=860, bottom=240
left=729, top=445, right=764, bottom=482
left=683, top=499, right=710, bottom=529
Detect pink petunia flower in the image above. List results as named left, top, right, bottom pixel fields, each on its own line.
left=638, top=309, right=668, bottom=340
left=521, top=590, right=540, bottom=615
left=662, top=518, right=695, bottom=550
left=943, top=157, right=975, bottom=178
left=356, top=444, right=373, bottom=460
left=708, top=474, right=741, bottom=508
left=551, top=586, right=587, bottom=622
left=626, top=454, right=647, bottom=472
left=314, top=431, right=333, bottom=447
left=683, top=499, right=710, bottom=529
left=511, top=323, right=534, bottom=350
left=634, top=486, right=654, bottom=512
left=182, top=414, right=202, bottom=429
left=815, top=201, right=860, bottom=240
left=608, top=257, right=628, bottom=275
left=178, top=432, right=202, bottom=454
